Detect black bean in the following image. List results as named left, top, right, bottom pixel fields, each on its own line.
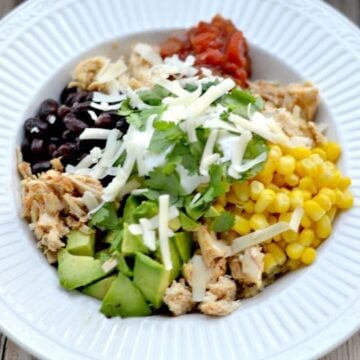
left=72, top=91, right=89, bottom=104
left=60, top=86, right=77, bottom=105
left=32, top=160, right=52, bottom=174
left=64, top=93, right=77, bottom=107
left=114, top=116, right=129, bottom=133
left=73, top=101, right=91, bottom=114
left=58, top=143, right=78, bottom=157
left=24, top=117, right=50, bottom=138
left=48, top=143, right=58, bottom=155
left=62, top=129, right=77, bottom=141
left=30, top=138, right=46, bottom=156
left=57, top=105, right=71, bottom=118
left=63, top=113, right=88, bottom=133
left=21, top=137, right=32, bottom=162
left=95, top=113, right=113, bottom=128
left=39, top=99, right=58, bottom=120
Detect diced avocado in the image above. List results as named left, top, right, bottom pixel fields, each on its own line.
left=58, top=249, right=106, bottom=290
left=204, top=205, right=221, bottom=218
left=95, top=249, right=111, bottom=262
left=104, top=229, right=123, bottom=251
left=168, top=237, right=182, bottom=281
left=133, top=253, right=171, bottom=309
left=122, top=196, right=141, bottom=223
left=121, top=223, right=149, bottom=256
left=155, top=238, right=182, bottom=282
left=169, top=217, right=181, bottom=231
left=82, top=275, right=116, bottom=300
left=179, top=212, right=199, bottom=231
left=100, top=273, right=151, bottom=317
left=66, top=230, right=95, bottom=257
left=173, top=232, right=193, bottom=262
left=117, top=254, right=133, bottom=277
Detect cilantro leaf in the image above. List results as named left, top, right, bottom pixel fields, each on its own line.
left=179, top=212, right=200, bottom=231
left=144, top=165, right=184, bottom=201
left=138, top=85, right=172, bottom=106
left=149, top=122, right=185, bottom=153
left=89, top=202, right=120, bottom=230
left=210, top=211, right=235, bottom=232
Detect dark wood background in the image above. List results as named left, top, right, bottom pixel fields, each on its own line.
left=0, top=0, right=359, bottom=359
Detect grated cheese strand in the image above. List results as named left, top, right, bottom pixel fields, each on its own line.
left=289, top=207, right=304, bottom=232
left=199, top=129, right=218, bottom=176
left=192, top=255, right=210, bottom=302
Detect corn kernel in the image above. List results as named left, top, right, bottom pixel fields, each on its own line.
left=243, top=200, right=255, bottom=214
left=301, top=214, right=312, bottom=228
left=299, top=158, right=318, bottom=177
left=301, top=190, right=312, bottom=201
left=268, top=215, right=278, bottom=225
left=290, top=189, right=304, bottom=209
left=312, top=237, right=322, bottom=248
left=232, top=181, right=250, bottom=202
left=250, top=180, right=265, bottom=201
left=273, top=173, right=285, bottom=187
left=215, top=195, right=227, bottom=207
left=273, top=192, right=291, bottom=213
left=279, top=187, right=291, bottom=194
left=319, top=187, right=336, bottom=203
left=249, top=213, right=269, bottom=230
left=328, top=206, right=337, bottom=223
left=299, top=177, right=317, bottom=194
left=313, top=193, right=332, bottom=212
left=277, top=155, right=296, bottom=175
left=264, top=253, right=277, bottom=274
left=226, top=189, right=239, bottom=204
left=288, top=146, right=312, bottom=160
left=315, top=215, right=332, bottom=239
left=232, top=215, right=251, bottom=235
left=254, top=189, right=276, bottom=213
left=285, top=173, right=299, bottom=187
left=279, top=212, right=292, bottom=223
left=327, top=169, right=341, bottom=188
left=299, top=229, right=315, bottom=247
left=310, top=154, right=324, bottom=167
left=267, top=243, right=286, bottom=265
left=276, top=240, right=287, bottom=250
left=213, top=204, right=225, bottom=213
left=301, top=247, right=317, bottom=265
left=256, top=171, right=273, bottom=185
left=282, top=230, right=298, bottom=243
left=267, top=183, right=280, bottom=192
left=286, top=242, right=305, bottom=259
left=304, top=200, right=326, bottom=221
left=312, top=147, right=327, bottom=160
left=336, top=190, right=354, bottom=209
left=287, top=258, right=302, bottom=270
left=269, top=145, right=282, bottom=160
left=322, top=142, right=341, bottom=162
left=339, top=176, right=352, bottom=191
left=273, top=234, right=283, bottom=242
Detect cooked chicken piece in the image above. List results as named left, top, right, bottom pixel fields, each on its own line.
left=18, top=161, right=32, bottom=179
left=199, top=299, right=240, bottom=316
left=164, top=280, right=194, bottom=316
left=69, top=56, right=109, bottom=91
left=207, top=276, right=237, bottom=301
left=195, top=225, right=229, bottom=268
left=308, top=121, right=326, bottom=144
left=50, top=158, right=64, bottom=172
left=183, top=257, right=227, bottom=286
left=20, top=167, right=103, bottom=263
left=128, top=51, right=153, bottom=89
left=229, top=246, right=264, bottom=288
left=250, top=80, right=319, bottom=121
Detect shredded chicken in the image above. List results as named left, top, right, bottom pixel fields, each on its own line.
left=163, top=280, right=194, bottom=316
left=207, top=276, right=237, bottom=301
left=19, top=165, right=103, bottom=263
left=195, top=225, right=229, bottom=267
left=199, top=298, right=240, bottom=316
left=229, top=246, right=264, bottom=288
left=250, top=80, right=319, bottom=121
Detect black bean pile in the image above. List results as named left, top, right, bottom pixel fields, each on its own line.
left=21, top=86, right=129, bottom=174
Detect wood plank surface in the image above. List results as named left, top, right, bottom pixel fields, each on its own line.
left=0, top=0, right=359, bottom=359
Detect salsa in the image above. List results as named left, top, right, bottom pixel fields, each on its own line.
left=160, top=15, right=251, bottom=87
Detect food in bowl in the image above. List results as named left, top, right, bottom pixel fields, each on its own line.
left=18, top=15, right=353, bottom=318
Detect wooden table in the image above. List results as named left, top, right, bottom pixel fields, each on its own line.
left=0, top=0, right=359, bottom=359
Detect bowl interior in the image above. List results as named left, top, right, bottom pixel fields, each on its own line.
left=16, top=29, right=341, bottom=311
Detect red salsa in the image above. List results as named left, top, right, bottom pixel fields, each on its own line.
left=160, top=15, right=251, bottom=87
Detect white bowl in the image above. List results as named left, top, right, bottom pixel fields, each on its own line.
left=0, top=0, right=360, bottom=359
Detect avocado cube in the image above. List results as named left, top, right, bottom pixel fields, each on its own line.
left=169, top=217, right=181, bottom=231
left=82, top=275, right=116, bottom=300
left=173, top=232, right=193, bottom=263
left=100, top=273, right=151, bottom=317
left=155, top=238, right=182, bottom=282
left=66, top=230, right=95, bottom=257
left=117, top=254, right=133, bottom=277
left=133, top=253, right=171, bottom=309
left=58, top=249, right=106, bottom=290
left=121, top=223, right=149, bottom=256
left=204, top=205, right=222, bottom=218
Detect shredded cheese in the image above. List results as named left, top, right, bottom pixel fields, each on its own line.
left=199, top=129, right=218, bottom=176
left=191, top=255, right=210, bottom=302
left=133, top=43, right=162, bottom=65
left=289, top=207, right=304, bottom=232
left=79, top=128, right=112, bottom=140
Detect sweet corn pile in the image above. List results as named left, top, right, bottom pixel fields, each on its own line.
left=216, top=141, right=353, bottom=277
